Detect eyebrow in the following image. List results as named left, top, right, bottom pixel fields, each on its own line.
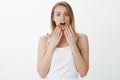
left=55, top=12, right=61, bottom=13
left=55, top=12, right=68, bottom=13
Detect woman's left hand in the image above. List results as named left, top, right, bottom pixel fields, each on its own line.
left=64, top=25, right=77, bottom=46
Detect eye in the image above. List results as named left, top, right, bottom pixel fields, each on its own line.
left=64, top=13, right=69, bottom=16
left=56, top=13, right=60, bottom=16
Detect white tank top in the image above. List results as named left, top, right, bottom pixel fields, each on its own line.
left=46, top=46, right=80, bottom=80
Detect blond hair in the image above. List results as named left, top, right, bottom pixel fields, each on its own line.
left=50, top=1, right=76, bottom=33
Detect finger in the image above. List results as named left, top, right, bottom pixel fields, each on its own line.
left=54, top=26, right=60, bottom=38
left=46, top=33, right=51, bottom=38
left=66, top=25, right=71, bottom=35
left=75, top=34, right=78, bottom=42
left=64, top=26, right=68, bottom=36
left=65, top=25, right=71, bottom=36
left=56, top=26, right=61, bottom=38
left=59, top=31, right=63, bottom=39
left=69, top=25, right=74, bottom=34
left=52, top=26, right=59, bottom=37
left=64, top=29, right=68, bottom=39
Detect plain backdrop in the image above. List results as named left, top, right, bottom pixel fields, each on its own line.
left=0, top=0, right=120, bottom=80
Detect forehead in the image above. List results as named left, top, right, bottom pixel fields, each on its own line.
left=54, top=5, right=68, bottom=13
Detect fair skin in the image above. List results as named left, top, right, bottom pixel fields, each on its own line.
left=37, top=5, right=89, bottom=78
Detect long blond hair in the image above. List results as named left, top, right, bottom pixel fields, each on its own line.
left=50, top=1, right=76, bottom=33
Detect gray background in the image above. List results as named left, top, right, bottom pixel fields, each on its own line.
left=0, top=0, right=120, bottom=80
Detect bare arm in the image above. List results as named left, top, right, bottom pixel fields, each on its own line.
left=37, top=36, right=55, bottom=78
left=64, top=25, right=89, bottom=77
left=71, top=33, right=89, bottom=77
left=37, top=26, right=63, bottom=78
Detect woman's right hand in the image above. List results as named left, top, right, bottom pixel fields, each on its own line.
left=47, top=26, right=63, bottom=48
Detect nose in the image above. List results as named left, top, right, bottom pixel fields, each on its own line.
left=61, top=14, right=65, bottom=20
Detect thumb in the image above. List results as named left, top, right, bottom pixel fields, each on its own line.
left=75, top=33, right=78, bottom=42
left=46, top=33, right=51, bottom=38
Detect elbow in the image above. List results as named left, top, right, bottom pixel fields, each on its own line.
left=38, top=72, right=47, bottom=78
left=79, top=67, right=89, bottom=78
left=80, top=72, right=87, bottom=78
left=37, top=67, right=47, bottom=78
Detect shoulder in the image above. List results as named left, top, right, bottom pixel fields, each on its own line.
left=76, top=33, right=88, bottom=41
left=76, top=33, right=89, bottom=52
left=38, top=33, right=51, bottom=45
left=38, top=35, right=47, bottom=42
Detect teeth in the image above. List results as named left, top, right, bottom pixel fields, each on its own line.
left=60, top=22, right=65, bottom=25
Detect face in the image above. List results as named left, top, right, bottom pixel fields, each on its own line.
left=53, top=5, right=70, bottom=26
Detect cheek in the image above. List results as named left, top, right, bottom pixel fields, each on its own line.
left=54, top=20, right=59, bottom=25
left=68, top=17, right=70, bottom=21
left=66, top=18, right=70, bottom=24
left=54, top=18, right=60, bottom=25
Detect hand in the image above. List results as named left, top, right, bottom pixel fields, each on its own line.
left=47, top=26, right=63, bottom=48
left=64, top=25, right=77, bottom=46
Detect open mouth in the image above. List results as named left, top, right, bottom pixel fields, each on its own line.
left=60, top=22, right=65, bottom=25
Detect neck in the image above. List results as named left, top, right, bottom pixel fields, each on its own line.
left=57, top=34, right=68, bottom=47
left=60, top=34, right=67, bottom=42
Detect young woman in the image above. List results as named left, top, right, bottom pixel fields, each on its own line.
left=37, top=1, right=89, bottom=80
